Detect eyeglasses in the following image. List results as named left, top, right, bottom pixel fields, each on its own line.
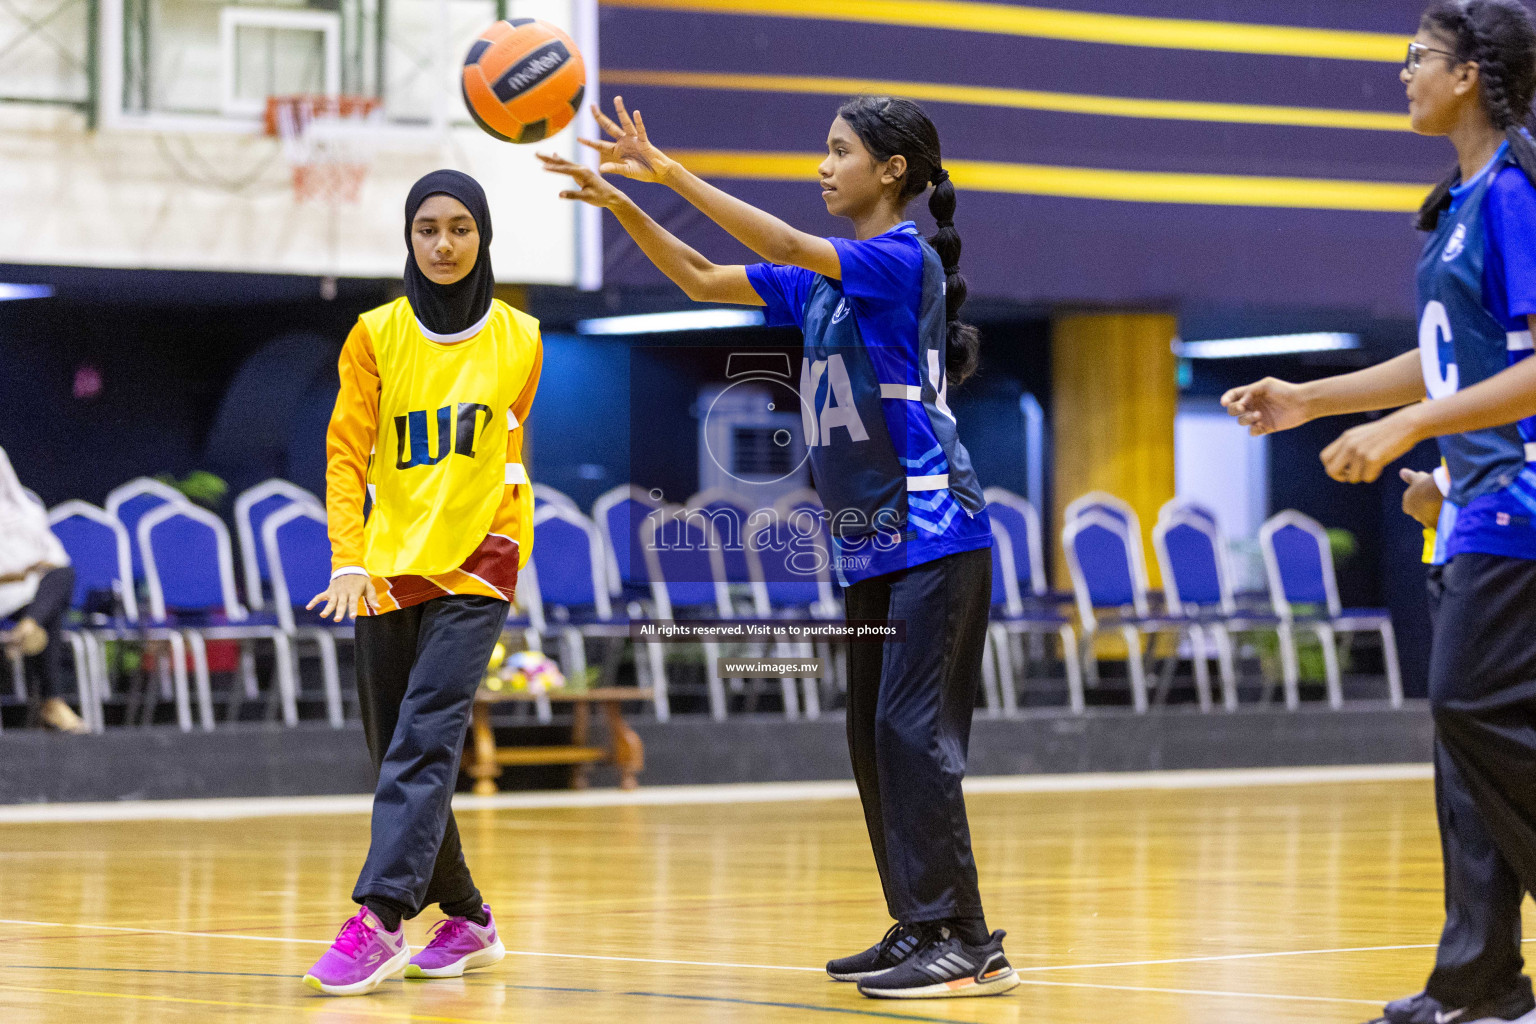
left=1405, top=41, right=1458, bottom=75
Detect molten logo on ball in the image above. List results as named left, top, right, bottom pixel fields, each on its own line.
left=462, top=19, right=586, bottom=145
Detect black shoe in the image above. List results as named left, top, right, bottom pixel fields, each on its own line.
left=1363, top=980, right=1536, bottom=1024
left=855, top=925, right=1019, bottom=1000
left=826, top=922, right=923, bottom=982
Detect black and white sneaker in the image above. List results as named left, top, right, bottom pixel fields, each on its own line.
left=855, top=926, right=1019, bottom=1000
left=1363, top=981, right=1536, bottom=1024
left=826, top=922, right=922, bottom=981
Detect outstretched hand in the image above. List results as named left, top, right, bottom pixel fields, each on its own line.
left=578, top=96, right=673, bottom=184
left=1220, top=377, right=1310, bottom=436
left=537, top=152, right=625, bottom=208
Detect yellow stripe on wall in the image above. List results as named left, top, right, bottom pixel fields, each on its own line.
left=601, top=0, right=1406, bottom=62
left=668, top=150, right=1429, bottom=212
left=604, top=69, right=1410, bottom=132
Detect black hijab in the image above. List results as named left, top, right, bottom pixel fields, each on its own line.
left=403, top=169, right=495, bottom=337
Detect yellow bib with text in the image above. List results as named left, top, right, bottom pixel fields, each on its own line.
left=360, top=297, right=538, bottom=576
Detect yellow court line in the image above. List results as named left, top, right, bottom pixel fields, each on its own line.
left=600, top=0, right=1406, bottom=62
left=604, top=69, right=1410, bottom=132
left=669, top=149, right=1429, bottom=212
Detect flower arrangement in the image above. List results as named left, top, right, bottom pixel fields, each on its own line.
left=484, top=645, right=567, bottom=695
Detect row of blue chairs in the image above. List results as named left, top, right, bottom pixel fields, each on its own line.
left=40, top=477, right=343, bottom=731
left=1058, top=492, right=1403, bottom=712
left=561, top=483, right=1403, bottom=717
left=529, top=486, right=842, bottom=722
left=28, top=476, right=1403, bottom=731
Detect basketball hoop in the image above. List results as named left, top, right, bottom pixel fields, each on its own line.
left=264, top=95, right=382, bottom=204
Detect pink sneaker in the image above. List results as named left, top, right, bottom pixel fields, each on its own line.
left=405, top=905, right=505, bottom=979
left=303, top=908, right=411, bottom=995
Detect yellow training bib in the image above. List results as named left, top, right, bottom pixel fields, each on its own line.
left=360, top=297, right=539, bottom=576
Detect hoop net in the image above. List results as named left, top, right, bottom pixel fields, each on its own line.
left=264, top=96, right=383, bottom=204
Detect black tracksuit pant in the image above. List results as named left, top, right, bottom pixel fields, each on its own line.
left=842, top=546, right=991, bottom=924
left=1423, top=553, right=1536, bottom=1005
left=351, top=594, right=508, bottom=918
left=16, top=566, right=75, bottom=701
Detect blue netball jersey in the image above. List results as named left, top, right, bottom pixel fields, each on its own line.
left=1420, top=141, right=1536, bottom=563
left=747, top=221, right=991, bottom=585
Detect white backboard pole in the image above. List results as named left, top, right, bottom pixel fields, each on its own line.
left=574, top=0, right=602, bottom=291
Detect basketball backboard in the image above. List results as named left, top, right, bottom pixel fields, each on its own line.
left=0, top=0, right=599, bottom=286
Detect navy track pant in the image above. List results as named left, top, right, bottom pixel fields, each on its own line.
left=842, top=545, right=991, bottom=923
left=1424, top=553, right=1536, bottom=1005
left=16, top=566, right=74, bottom=701
left=351, top=594, right=508, bottom=918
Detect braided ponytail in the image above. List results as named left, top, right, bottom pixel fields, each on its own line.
left=926, top=167, right=980, bottom=386
left=836, top=96, right=981, bottom=386
left=1417, top=0, right=1536, bottom=229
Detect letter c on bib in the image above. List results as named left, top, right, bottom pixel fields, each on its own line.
left=1418, top=300, right=1459, bottom=400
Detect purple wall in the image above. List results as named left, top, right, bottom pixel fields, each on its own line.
left=597, top=1, right=1447, bottom=315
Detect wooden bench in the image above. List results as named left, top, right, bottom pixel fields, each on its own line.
left=464, top=686, right=654, bottom=795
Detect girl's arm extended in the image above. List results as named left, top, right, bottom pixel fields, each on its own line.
left=582, top=98, right=840, bottom=278
left=538, top=152, right=763, bottom=305
left=1320, top=316, right=1536, bottom=483
left=1221, top=350, right=1425, bottom=436
left=1392, top=335, right=1536, bottom=438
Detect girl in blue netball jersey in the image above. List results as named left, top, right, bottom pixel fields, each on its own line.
left=1225, top=4, right=1536, bottom=1021
left=539, top=96, right=1017, bottom=1000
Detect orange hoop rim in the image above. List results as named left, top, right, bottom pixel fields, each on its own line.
left=265, top=95, right=382, bottom=203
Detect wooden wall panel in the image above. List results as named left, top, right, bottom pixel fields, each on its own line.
left=1051, top=312, right=1178, bottom=588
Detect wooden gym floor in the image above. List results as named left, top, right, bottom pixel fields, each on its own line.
left=0, top=769, right=1506, bottom=1024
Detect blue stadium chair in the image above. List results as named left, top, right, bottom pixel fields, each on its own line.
left=772, top=487, right=842, bottom=597
left=1259, top=510, right=1403, bottom=710
left=592, top=484, right=664, bottom=602
left=1064, top=490, right=1139, bottom=530
left=983, top=487, right=1051, bottom=599
left=746, top=520, right=837, bottom=616
left=1062, top=506, right=1210, bottom=713
left=0, top=503, right=100, bottom=732
left=260, top=503, right=347, bottom=728
left=504, top=552, right=546, bottom=649
left=1063, top=489, right=1157, bottom=612
left=989, top=522, right=1083, bottom=715
left=773, top=487, right=826, bottom=524
left=138, top=502, right=298, bottom=730
left=1153, top=501, right=1287, bottom=711
left=745, top=519, right=839, bottom=719
left=684, top=488, right=763, bottom=594
left=49, top=500, right=138, bottom=626
left=45, top=501, right=138, bottom=731
left=1163, top=499, right=1219, bottom=531
left=640, top=508, right=733, bottom=720
left=105, top=476, right=189, bottom=583
left=532, top=483, right=579, bottom=513
left=234, top=478, right=322, bottom=611
left=532, top=503, right=664, bottom=720
left=233, top=479, right=323, bottom=706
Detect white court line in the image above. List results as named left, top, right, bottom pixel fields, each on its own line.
left=0, top=764, right=1434, bottom=824
left=0, top=916, right=1487, bottom=979
left=1014, top=978, right=1385, bottom=1007
left=0, top=918, right=823, bottom=971
left=1016, top=940, right=1446, bottom=973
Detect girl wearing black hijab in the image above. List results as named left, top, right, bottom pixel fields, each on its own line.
left=303, top=169, right=543, bottom=996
